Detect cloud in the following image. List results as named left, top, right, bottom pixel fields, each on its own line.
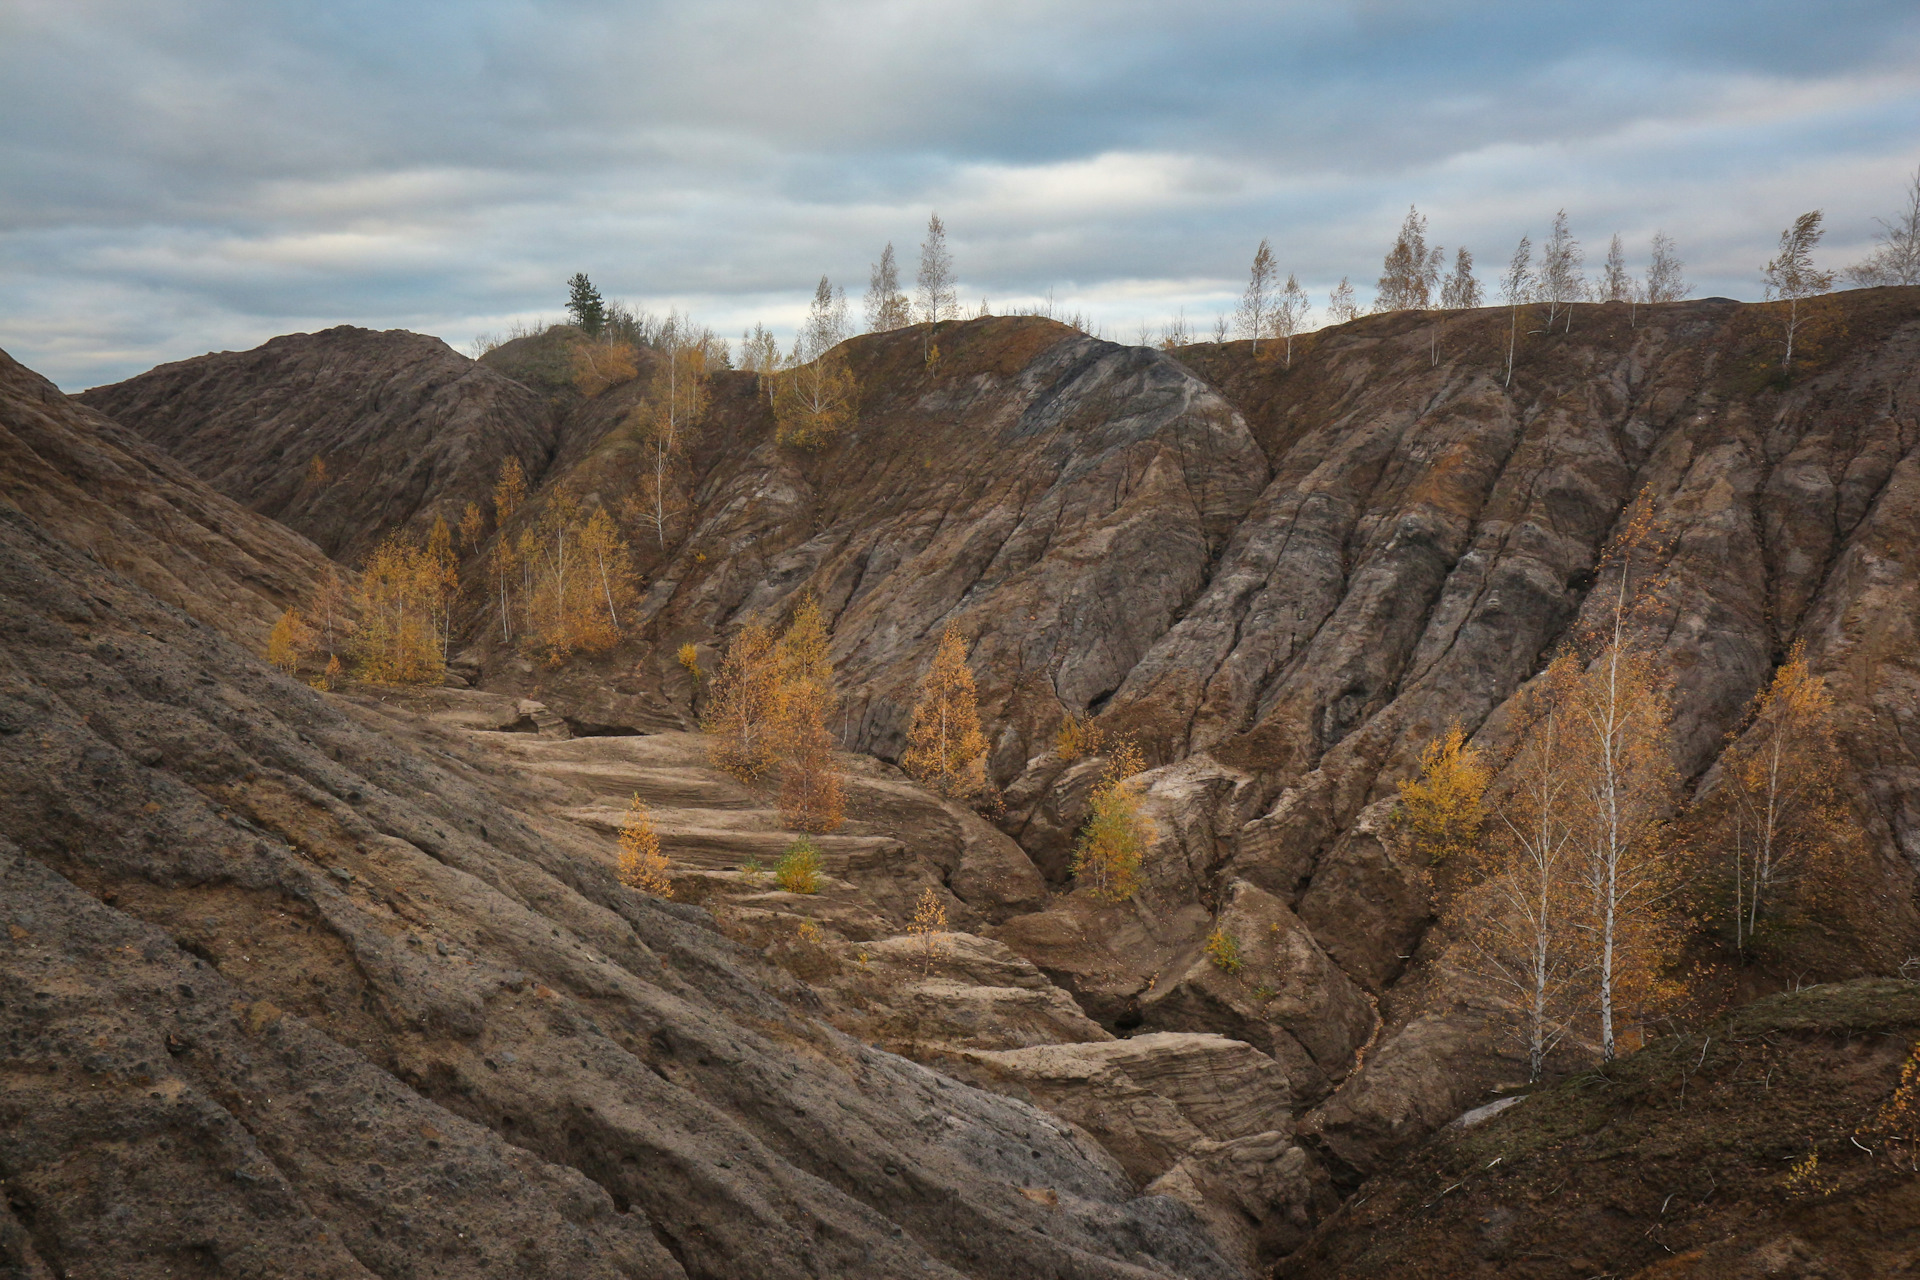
left=2, top=0, right=1918, bottom=387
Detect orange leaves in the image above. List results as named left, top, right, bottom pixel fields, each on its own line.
left=1395, top=721, right=1489, bottom=865
left=1070, top=742, right=1153, bottom=904
left=616, top=794, right=671, bottom=897
left=265, top=607, right=314, bottom=675
left=704, top=595, right=845, bottom=833
left=901, top=625, right=990, bottom=801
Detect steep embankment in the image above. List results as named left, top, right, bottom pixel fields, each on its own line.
left=1281, top=980, right=1920, bottom=1279
left=0, top=349, right=1238, bottom=1280
left=81, top=326, right=555, bottom=563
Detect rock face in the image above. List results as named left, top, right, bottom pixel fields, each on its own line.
left=0, top=346, right=1241, bottom=1280
left=80, top=326, right=554, bottom=563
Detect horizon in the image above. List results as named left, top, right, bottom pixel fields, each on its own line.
left=4, top=0, right=1918, bottom=390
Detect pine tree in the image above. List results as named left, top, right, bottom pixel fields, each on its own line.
left=901, top=625, right=991, bottom=799
left=616, top=793, right=672, bottom=896
left=566, top=273, right=607, bottom=338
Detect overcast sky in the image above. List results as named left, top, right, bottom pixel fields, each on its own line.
left=4, top=0, right=1918, bottom=389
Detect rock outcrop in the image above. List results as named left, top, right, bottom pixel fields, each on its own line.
left=81, top=326, right=554, bottom=563
left=0, top=346, right=1240, bottom=1280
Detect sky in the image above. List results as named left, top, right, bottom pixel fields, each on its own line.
left=4, top=0, right=1919, bottom=390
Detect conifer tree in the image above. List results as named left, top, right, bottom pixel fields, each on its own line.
left=773, top=594, right=844, bottom=833
left=617, top=793, right=672, bottom=896
left=901, top=625, right=991, bottom=799
left=705, top=622, right=781, bottom=780
left=566, top=273, right=607, bottom=337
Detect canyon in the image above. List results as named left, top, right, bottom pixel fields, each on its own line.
left=7, top=287, right=1920, bottom=1278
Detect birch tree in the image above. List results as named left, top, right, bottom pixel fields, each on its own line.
left=630, top=314, right=710, bottom=544
left=1375, top=206, right=1442, bottom=312
left=1500, top=236, right=1533, bottom=388
left=1601, top=233, right=1633, bottom=302
left=772, top=276, right=858, bottom=448
left=865, top=243, right=913, bottom=330
left=1644, top=232, right=1689, bottom=304
left=1695, top=642, right=1849, bottom=954
left=1236, top=239, right=1278, bottom=352
left=1846, top=165, right=1920, bottom=287
left=1762, top=210, right=1835, bottom=372
left=1326, top=277, right=1359, bottom=325
left=1537, top=210, right=1583, bottom=332
left=916, top=213, right=958, bottom=325
left=1447, top=670, right=1586, bottom=1081
left=1274, top=272, right=1311, bottom=367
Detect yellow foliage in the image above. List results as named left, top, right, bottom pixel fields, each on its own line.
left=616, top=794, right=672, bottom=897
left=350, top=532, right=445, bottom=685
left=677, top=642, right=702, bottom=685
left=317, top=653, right=343, bottom=692
left=1863, top=1040, right=1920, bottom=1172
left=705, top=623, right=781, bottom=780
left=796, top=919, right=824, bottom=945
left=569, top=339, right=639, bottom=396
left=774, top=839, right=822, bottom=895
left=515, top=497, right=636, bottom=662
left=1204, top=927, right=1243, bottom=973
left=1056, top=712, right=1105, bottom=761
left=265, top=607, right=314, bottom=674
left=774, top=595, right=845, bottom=833
left=771, top=349, right=858, bottom=448
left=457, top=500, right=485, bottom=552
left=1396, top=722, right=1489, bottom=864
left=1070, top=743, right=1153, bottom=903
left=908, top=886, right=949, bottom=971
left=902, top=625, right=991, bottom=799
left=1782, top=1145, right=1836, bottom=1198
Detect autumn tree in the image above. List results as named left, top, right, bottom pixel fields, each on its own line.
left=1599, top=233, right=1634, bottom=304
left=916, top=212, right=958, bottom=325
left=1274, top=273, right=1311, bottom=367
left=1443, top=666, right=1585, bottom=1081
left=865, top=242, right=912, bottom=331
left=1071, top=741, right=1153, bottom=903
left=489, top=458, right=527, bottom=642
left=705, top=622, right=781, bottom=780
left=1694, top=642, right=1850, bottom=954
left=566, top=272, right=607, bottom=338
left=1763, top=210, right=1836, bottom=372
left=1396, top=722, right=1489, bottom=865
left=1236, top=239, right=1278, bottom=352
left=630, top=314, right=710, bottom=545
left=1325, top=276, right=1359, bottom=325
left=1500, top=235, right=1533, bottom=388
left=351, top=531, right=445, bottom=685
left=1375, top=206, right=1442, bottom=312
left=617, top=794, right=672, bottom=896
left=266, top=607, right=315, bottom=674
left=1441, top=247, right=1482, bottom=310
left=1562, top=514, right=1680, bottom=1062
left=1158, top=309, right=1192, bottom=349
left=578, top=505, right=637, bottom=641
left=518, top=496, right=634, bottom=660
left=457, top=500, right=485, bottom=554
left=1846, top=165, right=1920, bottom=288
left=569, top=338, right=639, bottom=396
left=901, top=625, right=990, bottom=800
left=310, top=562, right=350, bottom=664
left=1536, top=210, right=1583, bottom=333
left=424, top=515, right=460, bottom=661
left=908, top=886, right=949, bottom=971
left=773, top=594, right=844, bottom=833
left=772, top=276, right=858, bottom=448
left=738, top=323, right=781, bottom=375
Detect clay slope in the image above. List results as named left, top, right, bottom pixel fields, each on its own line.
left=81, top=326, right=554, bottom=563
left=0, top=351, right=1235, bottom=1279
left=0, top=345, right=333, bottom=646
left=1279, top=979, right=1920, bottom=1279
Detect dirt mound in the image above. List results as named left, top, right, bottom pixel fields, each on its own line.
left=80, top=325, right=554, bottom=563
left=1279, top=979, right=1920, bottom=1278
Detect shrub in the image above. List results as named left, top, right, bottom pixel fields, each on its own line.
left=1056, top=712, right=1105, bottom=760
left=1205, top=927, right=1243, bottom=974
left=775, top=839, right=823, bottom=895
left=1069, top=741, right=1152, bottom=903
left=616, top=794, right=671, bottom=897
